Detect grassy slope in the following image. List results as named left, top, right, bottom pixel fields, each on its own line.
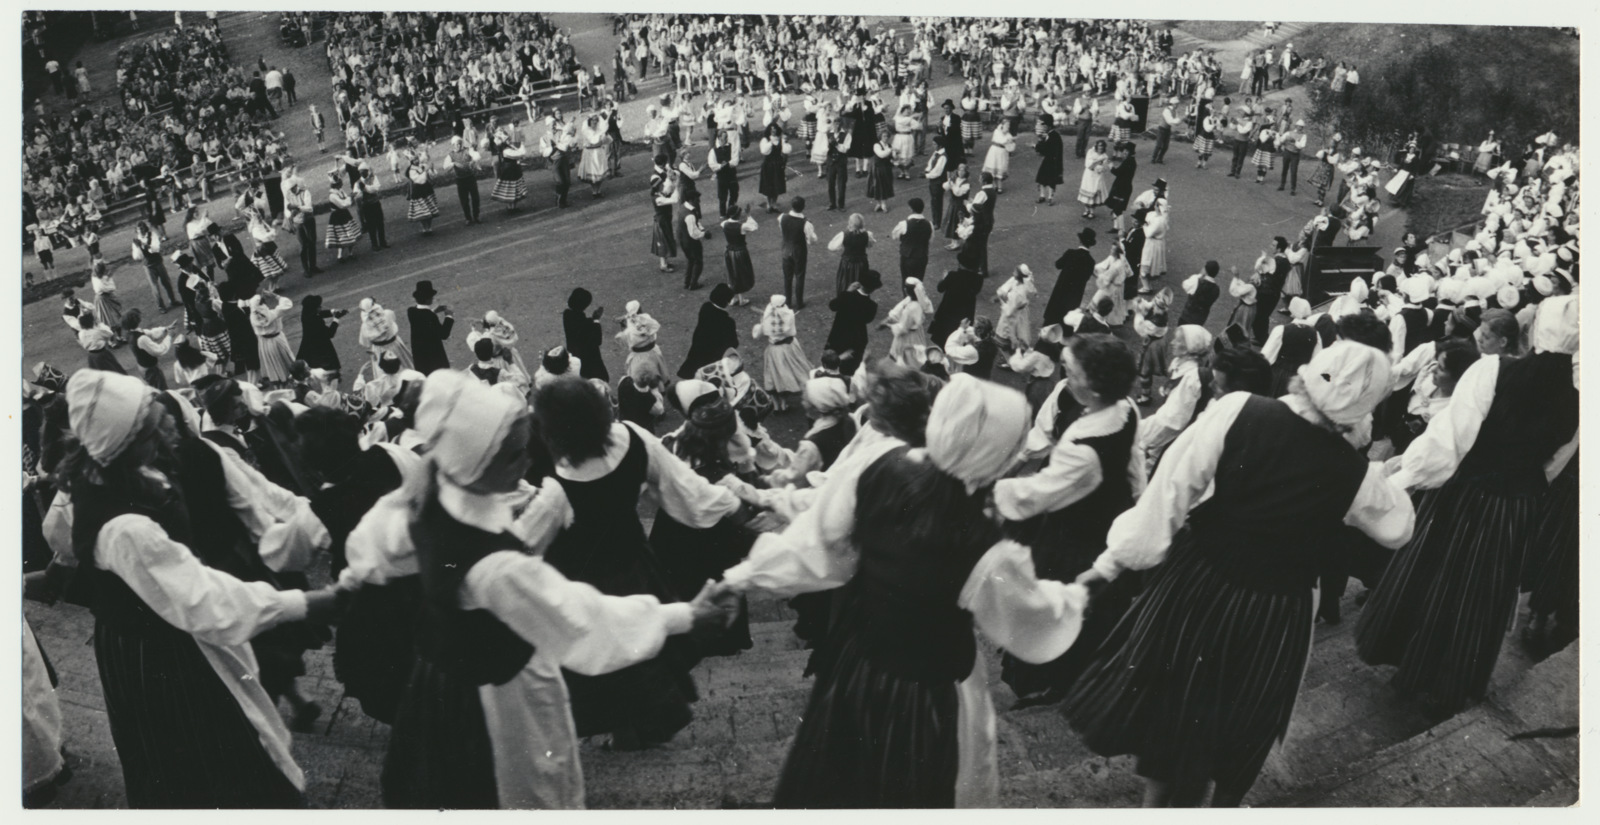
left=1165, top=20, right=1260, bottom=42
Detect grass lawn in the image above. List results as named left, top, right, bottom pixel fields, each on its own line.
left=1166, top=20, right=1260, bottom=42
left=1405, top=172, right=1493, bottom=240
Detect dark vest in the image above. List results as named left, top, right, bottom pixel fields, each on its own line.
left=1041, top=405, right=1139, bottom=563
left=779, top=213, right=808, bottom=256
left=714, top=144, right=737, bottom=181
left=1399, top=306, right=1432, bottom=355
left=899, top=217, right=933, bottom=260
left=1177, top=277, right=1220, bottom=326
left=1453, top=352, right=1579, bottom=497
left=412, top=498, right=536, bottom=687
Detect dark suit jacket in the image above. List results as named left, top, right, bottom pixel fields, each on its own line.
left=825, top=291, right=879, bottom=359
left=1045, top=247, right=1096, bottom=326
left=678, top=303, right=738, bottom=378
left=408, top=306, right=455, bottom=374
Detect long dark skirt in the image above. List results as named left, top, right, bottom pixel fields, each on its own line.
left=334, top=577, right=422, bottom=725
left=725, top=248, right=756, bottom=294
left=86, top=348, right=127, bottom=375
left=835, top=257, right=870, bottom=296
left=649, top=512, right=756, bottom=657
left=651, top=207, right=678, bottom=258
left=1355, top=478, right=1537, bottom=715
left=1526, top=459, right=1578, bottom=625
left=381, top=656, right=499, bottom=809
left=1062, top=538, right=1315, bottom=799
left=759, top=153, right=788, bottom=199
left=94, top=616, right=304, bottom=808
left=774, top=631, right=960, bottom=808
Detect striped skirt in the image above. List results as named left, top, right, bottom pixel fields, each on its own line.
left=94, top=616, right=304, bottom=807
left=797, top=117, right=818, bottom=143
left=491, top=177, right=528, bottom=204
left=1308, top=161, right=1335, bottom=188
left=1252, top=148, right=1276, bottom=169
left=1193, top=135, right=1215, bottom=155
left=253, top=253, right=288, bottom=279
left=1109, top=124, right=1132, bottom=143
left=325, top=209, right=362, bottom=248
left=200, top=330, right=232, bottom=364
left=1355, top=478, right=1538, bottom=716
left=962, top=118, right=983, bottom=144
left=407, top=194, right=440, bottom=222
left=1525, top=460, right=1578, bottom=623
left=1062, top=536, right=1315, bottom=798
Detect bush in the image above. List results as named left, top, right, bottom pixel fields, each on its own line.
left=1306, top=36, right=1578, bottom=161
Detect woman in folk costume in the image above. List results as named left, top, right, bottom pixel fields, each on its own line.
left=324, top=175, right=362, bottom=262
left=1356, top=296, right=1580, bottom=718
left=648, top=158, right=678, bottom=276
left=340, top=371, right=733, bottom=809
left=1093, top=242, right=1133, bottom=325
left=558, top=291, right=608, bottom=382
left=722, top=204, right=760, bottom=306
left=1078, top=139, right=1111, bottom=219
left=251, top=237, right=289, bottom=294
left=1109, top=96, right=1138, bottom=144
left=490, top=125, right=531, bottom=210
left=649, top=382, right=766, bottom=658
left=76, top=305, right=128, bottom=375
left=829, top=212, right=876, bottom=296
left=753, top=294, right=813, bottom=410
left=891, top=105, right=919, bottom=178
left=1521, top=437, right=1579, bottom=658
left=121, top=309, right=173, bottom=390
left=1137, top=324, right=1214, bottom=473
left=1473, top=130, right=1501, bottom=176
left=1139, top=198, right=1170, bottom=289
left=981, top=119, right=1017, bottom=194
left=471, top=309, right=530, bottom=379
left=89, top=261, right=124, bottom=344
left=677, top=192, right=709, bottom=290
left=758, top=122, right=792, bottom=213
left=867, top=132, right=896, bottom=212
left=1263, top=297, right=1321, bottom=397
left=883, top=277, right=933, bottom=366
left=809, top=100, right=836, bottom=178
left=172, top=337, right=223, bottom=390
left=358, top=298, right=415, bottom=373
left=1063, top=342, right=1415, bottom=807
left=762, top=375, right=859, bottom=489
left=237, top=290, right=295, bottom=389
left=615, top=300, right=668, bottom=384
left=1251, top=122, right=1278, bottom=184
left=578, top=115, right=611, bottom=198
left=993, top=264, right=1037, bottom=351
left=404, top=151, right=441, bottom=234
left=534, top=376, right=761, bottom=751
left=59, top=370, right=341, bottom=806
left=942, top=162, right=972, bottom=249
left=996, top=334, right=1145, bottom=706
left=720, top=374, right=1092, bottom=807
left=1192, top=110, right=1220, bottom=170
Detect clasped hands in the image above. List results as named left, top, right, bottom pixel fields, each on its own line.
left=687, top=578, right=745, bottom=631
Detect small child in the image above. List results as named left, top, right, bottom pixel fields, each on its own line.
left=309, top=104, right=326, bottom=151
left=32, top=227, right=54, bottom=271
left=82, top=226, right=102, bottom=262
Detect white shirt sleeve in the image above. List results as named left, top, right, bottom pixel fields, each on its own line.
left=805, top=221, right=818, bottom=244
left=1022, top=380, right=1065, bottom=458
left=1390, top=340, right=1436, bottom=392
left=1390, top=355, right=1499, bottom=491
left=97, top=513, right=309, bottom=648
left=1387, top=315, right=1407, bottom=363
left=828, top=232, right=846, bottom=252
left=1261, top=325, right=1286, bottom=364
left=634, top=422, right=742, bottom=528
left=1545, top=431, right=1578, bottom=483
left=1137, top=368, right=1202, bottom=461
left=1343, top=463, right=1417, bottom=549
left=1094, top=392, right=1250, bottom=579
left=338, top=488, right=420, bottom=588
left=959, top=540, right=1089, bottom=663
left=993, top=442, right=1103, bottom=522
left=460, top=550, right=693, bottom=676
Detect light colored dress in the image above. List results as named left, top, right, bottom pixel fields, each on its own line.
left=1141, top=212, right=1169, bottom=277
left=248, top=294, right=296, bottom=383
left=885, top=296, right=929, bottom=366
left=982, top=126, right=1017, bottom=181
left=756, top=302, right=813, bottom=393
left=1078, top=148, right=1110, bottom=206
left=358, top=307, right=415, bottom=370
left=578, top=125, right=610, bottom=183
left=1092, top=253, right=1133, bottom=325
left=994, top=274, right=1037, bottom=346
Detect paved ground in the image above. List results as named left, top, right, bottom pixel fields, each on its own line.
left=23, top=15, right=1549, bottom=810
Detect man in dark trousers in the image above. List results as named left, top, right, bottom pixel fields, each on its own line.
left=285, top=176, right=320, bottom=276
left=407, top=280, right=454, bottom=374
left=923, top=136, right=948, bottom=227
left=1252, top=236, right=1292, bottom=344
left=445, top=135, right=482, bottom=225
left=282, top=67, right=297, bottom=105
left=826, top=269, right=881, bottom=365
left=891, top=197, right=933, bottom=284
left=355, top=164, right=388, bottom=250
left=1177, top=260, right=1223, bottom=327
left=1278, top=119, right=1307, bottom=194
left=964, top=173, right=999, bottom=276
left=678, top=284, right=739, bottom=378
left=1043, top=227, right=1096, bottom=327
left=1228, top=114, right=1253, bottom=179
left=249, top=71, right=277, bottom=119
left=708, top=130, right=740, bottom=218
left=778, top=197, right=817, bottom=309
left=824, top=127, right=851, bottom=211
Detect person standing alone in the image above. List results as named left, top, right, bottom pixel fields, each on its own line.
left=778, top=197, right=818, bottom=309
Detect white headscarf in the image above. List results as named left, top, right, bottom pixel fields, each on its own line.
left=1531, top=295, right=1579, bottom=355
left=923, top=374, right=1030, bottom=493
left=1296, top=341, right=1392, bottom=426
left=414, top=370, right=525, bottom=487
left=67, top=370, right=154, bottom=465
left=803, top=375, right=851, bottom=414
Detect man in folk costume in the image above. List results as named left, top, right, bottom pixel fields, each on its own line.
left=341, top=370, right=735, bottom=808
left=1045, top=228, right=1098, bottom=328
left=924, top=134, right=950, bottom=226
left=1151, top=97, right=1182, bottom=164
left=285, top=176, right=321, bottom=277
left=964, top=172, right=1000, bottom=277
left=891, top=197, right=935, bottom=284
left=1177, top=260, right=1223, bottom=328
left=445, top=135, right=483, bottom=225
left=1072, top=87, right=1096, bottom=160
left=1277, top=120, right=1308, bottom=195
left=707, top=130, right=740, bottom=219
left=826, top=268, right=883, bottom=371
left=778, top=197, right=819, bottom=310
left=1227, top=111, right=1254, bottom=179
left=408, top=280, right=455, bottom=374
left=61, top=369, right=342, bottom=807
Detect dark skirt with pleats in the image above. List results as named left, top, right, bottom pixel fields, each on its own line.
left=1526, top=461, right=1578, bottom=624
left=834, top=256, right=870, bottom=296
left=93, top=616, right=304, bottom=808
left=333, top=577, right=422, bottom=724
left=1061, top=537, right=1315, bottom=799
left=773, top=632, right=960, bottom=808
left=648, top=512, right=755, bottom=657
left=1354, top=478, right=1536, bottom=715
left=381, top=655, right=499, bottom=809
left=725, top=248, right=756, bottom=295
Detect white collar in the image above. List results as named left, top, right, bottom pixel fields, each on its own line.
left=437, top=479, right=515, bottom=533
left=555, top=422, right=634, bottom=482
left=1061, top=399, right=1133, bottom=440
